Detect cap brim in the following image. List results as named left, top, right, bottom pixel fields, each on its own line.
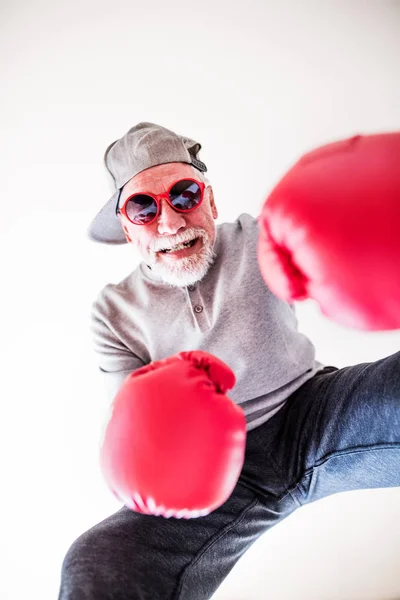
left=87, top=190, right=127, bottom=244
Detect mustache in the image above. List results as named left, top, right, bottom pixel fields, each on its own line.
left=150, top=228, right=207, bottom=253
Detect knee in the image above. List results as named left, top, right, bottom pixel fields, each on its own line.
left=58, top=529, right=104, bottom=600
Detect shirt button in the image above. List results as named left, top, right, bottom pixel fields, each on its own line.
left=188, top=285, right=196, bottom=291
left=194, top=305, right=203, bottom=313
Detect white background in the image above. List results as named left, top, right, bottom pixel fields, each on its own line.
left=1, top=1, right=400, bottom=599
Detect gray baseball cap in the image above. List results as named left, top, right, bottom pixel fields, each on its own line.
left=87, top=122, right=207, bottom=244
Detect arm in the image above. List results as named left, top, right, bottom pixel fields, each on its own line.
left=90, top=306, right=146, bottom=404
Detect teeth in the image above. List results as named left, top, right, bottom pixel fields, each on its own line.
left=161, top=239, right=196, bottom=253
left=169, top=242, right=188, bottom=252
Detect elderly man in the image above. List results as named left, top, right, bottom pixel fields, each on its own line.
left=58, top=122, right=400, bottom=600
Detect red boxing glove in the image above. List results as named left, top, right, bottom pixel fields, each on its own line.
left=100, top=351, right=246, bottom=518
left=257, top=133, right=400, bottom=330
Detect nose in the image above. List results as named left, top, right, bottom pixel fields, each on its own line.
left=157, top=198, right=186, bottom=235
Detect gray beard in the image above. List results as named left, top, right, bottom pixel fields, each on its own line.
left=146, top=231, right=217, bottom=288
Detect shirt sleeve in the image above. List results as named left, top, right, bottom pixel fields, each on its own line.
left=90, top=305, right=146, bottom=404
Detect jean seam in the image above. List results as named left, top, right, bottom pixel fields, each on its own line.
left=259, top=443, right=303, bottom=508
left=314, top=442, right=400, bottom=467
left=173, top=497, right=260, bottom=600
left=313, top=442, right=400, bottom=470
left=289, top=442, right=400, bottom=504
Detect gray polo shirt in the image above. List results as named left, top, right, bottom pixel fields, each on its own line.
left=91, top=212, right=324, bottom=431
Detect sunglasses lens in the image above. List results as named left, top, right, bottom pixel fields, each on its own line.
left=125, top=195, right=157, bottom=224
left=170, top=180, right=202, bottom=210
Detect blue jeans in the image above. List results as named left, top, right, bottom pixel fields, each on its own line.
left=58, top=351, right=400, bottom=599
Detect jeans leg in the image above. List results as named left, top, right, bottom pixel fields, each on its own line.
left=58, top=472, right=297, bottom=600
left=261, top=352, right=400, bottom=506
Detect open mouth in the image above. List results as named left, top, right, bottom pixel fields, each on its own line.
left=159, top=238, right=198, bottom=254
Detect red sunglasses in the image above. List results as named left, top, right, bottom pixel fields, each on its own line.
left=116, top=178, right=206, bottom=226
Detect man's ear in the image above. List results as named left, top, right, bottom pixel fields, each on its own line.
left=208, top=187, right=218, bottom=219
